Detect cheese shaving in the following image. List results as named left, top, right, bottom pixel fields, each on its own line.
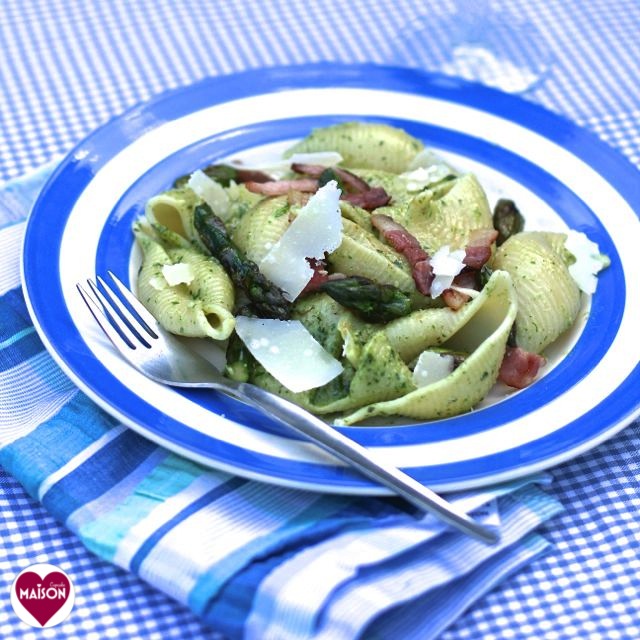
left=149, top=276, right=165, bottom=291
left=564, top=230, right=610, bottom=294
left=161, top=262, right=194, bottom=286
left=430, top=245, right=466, bottom=298
left=259, top=181, right=343, bottom=301
left=408, top=148, right=457, bottom=172
left=187, top=170, right=230, bottom=219
left=400, top=165, right=453, bottom=192
left=412, top=351, right=455, bottom=388
left=234, top=316, right=343, bottom=392
left=228, top=151, right=343, bottom=176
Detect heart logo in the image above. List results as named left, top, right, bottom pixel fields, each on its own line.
left=11, top=564, right=74, bottom=628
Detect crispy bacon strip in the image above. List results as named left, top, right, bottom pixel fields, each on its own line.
left=441, top=268, right=480, bottom=309
left=332, top=167, right=371, bottom=193
left=244, top=178, right=319, bottom=195
left=342, top=187, right=391, bottom=211
left=300, top=258, right=330, bottom=295
left=441, top=288, right=469, bottom=310
left=463, top=228, right=499, bottom=269
left=233, top=168, right=273, bottom=183
left=499, top=346, right=546, bottom=389
left=371, top=214, right=434, bottom=295
left=291, top=164, right=370, bottom=193
left=290, top=163, right=326, bottom=177
left=412, top=260, right=435, bottom=296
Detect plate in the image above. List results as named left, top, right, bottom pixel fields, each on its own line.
left=22, top=64, right=640, bottom=493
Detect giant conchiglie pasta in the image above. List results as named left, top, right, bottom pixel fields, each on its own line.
left=134, top=225, right=235, bottom=341
left=492, top=231, right=581, bottom=354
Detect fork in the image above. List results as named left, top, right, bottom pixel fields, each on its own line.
left=77, top=271, right=499, bottom=544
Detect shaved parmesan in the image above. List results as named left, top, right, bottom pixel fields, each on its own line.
left=187, top=170, right=230, bottom=219
left=228, top=151, right=343, bottom=176
left=400, top=165, right=453, bottom=192
left=564, top=230, right=610, bottom=294
left=149, top=276, right=165, bottom=291
left=259, top=181, right=343, bottom=301
left=430, top=245, right=466, bottom=298
left=412, top=351, right=455, bottom=388
left=288, top=151, right=343, bottom=166
left=234, top=316, right=343, bottom=392
left=161, top=262, right=194, bottom=286
left=408, top=148, right=457, bottom=172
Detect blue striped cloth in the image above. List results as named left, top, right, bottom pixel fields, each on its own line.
left=0, top=166, right=562, bottom=638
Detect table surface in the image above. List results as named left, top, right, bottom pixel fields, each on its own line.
left=1, top=1, right=639, bottom=639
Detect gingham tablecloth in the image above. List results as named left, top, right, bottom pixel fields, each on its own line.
left=1, top=1, right=639, bottom=639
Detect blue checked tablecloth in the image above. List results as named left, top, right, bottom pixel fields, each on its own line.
left=1, top=1, right=639, bottom=639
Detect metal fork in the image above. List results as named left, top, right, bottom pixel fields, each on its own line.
left=77, top=272, right=499, bottom=544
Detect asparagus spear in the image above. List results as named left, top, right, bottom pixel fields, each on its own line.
left=493, top=198, right=524, bottom=246
left=194, top=204, right=293, bottom=319
left=319, top=276, right=412, bottom=323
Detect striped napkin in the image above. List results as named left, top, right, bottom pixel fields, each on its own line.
left=0, top=165, right=562, bottom=640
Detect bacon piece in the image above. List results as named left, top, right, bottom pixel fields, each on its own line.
left=292, top=164, right=371, bottom=193
left=290, top=163, right=326, bottom=177
left=371, top=215, right=427, bottom=259
left=441, top=288, right=469, bottom=310
left=498, top=346, right=546, bottom=389
left=453, top=268, right=479, bottom=290
left=463, top=228, right=499, bottom=269
left=332, top=167, right=371, bottom=193
left=412, top=259, right=435, bottom=296
left=300, top=258, right=330, bottom=295
left=244, top=178, right=319, bottom=195
left=441, top=269, right=481, bottom=310
left=342, top=187, right=391, bottom=211
left=371, top=214, right=433, bottom=294
left=234, top=169, right=273, bottom=183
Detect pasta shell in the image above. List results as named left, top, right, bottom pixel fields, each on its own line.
left=492, top=231, right=581, bottom=353
left=146, top=187, right=201, bottom=249
left=404, top=174, right=493, bottom=253
left=134, top=227, right=235, bottom=341
left=231, top=195, right=291, bottom=263
left=328, top=218, right=414, bottom=291
left=285, top=122, right=424, bottom=173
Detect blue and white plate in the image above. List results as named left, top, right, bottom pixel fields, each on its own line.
left=22, top=64, right=640, bottom=493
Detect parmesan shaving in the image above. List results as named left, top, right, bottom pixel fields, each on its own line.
left=564, top=230, right=610, bottom=294
left=408, top=148, right=457, bottom=172
left=400, top=165, right=453, bottom=192
left=430, top=245, right=466, bottom=298
left=161, top=262, right=194, bottom=287
left=288, top=151, right=343, bottom=166
left=412, top=351, right=455, bottom=388
left=149, top=276, right=165, bottom=291
left=187, top=170, right=230, bottom=219
left=234, top=316, right=343, bottom=392
left=259, top=181, right=343, bottom=301
left=228, top=151, right=343, bottom=176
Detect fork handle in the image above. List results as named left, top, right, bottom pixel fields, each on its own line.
left=236, top=383, right=499, bottom=544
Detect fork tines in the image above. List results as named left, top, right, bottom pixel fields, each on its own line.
left=76, top=272, right=158, bottom=350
